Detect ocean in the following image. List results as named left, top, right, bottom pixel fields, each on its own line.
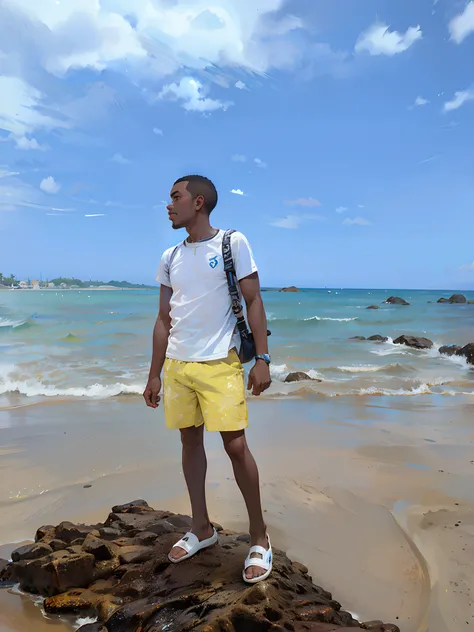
left=0, top=287, right=473, bottom=407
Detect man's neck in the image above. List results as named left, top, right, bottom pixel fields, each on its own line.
left=186, top=223, right=217, bottom=243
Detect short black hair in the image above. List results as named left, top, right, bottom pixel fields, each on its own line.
left=174, top=175, right=218, bottom=214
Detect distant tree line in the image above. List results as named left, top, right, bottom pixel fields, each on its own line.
left=0, top=273, right=154, bottom=289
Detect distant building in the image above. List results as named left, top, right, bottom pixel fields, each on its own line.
left=48, top=282, right=55, bottom=288
left=19, top=281, right=28, bottom=289
left=60, top=283, right=67, bottom=289
left=32, top=279, right=40, bottom=290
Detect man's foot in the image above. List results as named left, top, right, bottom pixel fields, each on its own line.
left=169, top=523, right=215, bottom=562
left=244, top=533, right=270, bottom=581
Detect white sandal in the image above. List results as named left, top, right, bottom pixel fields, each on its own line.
left=168, top=527, right=218, bottom=564
left=242, top=534, right=273, bottom=584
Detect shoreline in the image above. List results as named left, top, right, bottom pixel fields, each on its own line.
left=1, top=397, right=474, bottom=630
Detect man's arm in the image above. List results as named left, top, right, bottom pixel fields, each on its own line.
left=239, top=272, right=271, bottom=396
left=143, top=284, right=172, bottom=408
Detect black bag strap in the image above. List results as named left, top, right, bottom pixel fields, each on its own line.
left=222, top=229, right=252, bottom=338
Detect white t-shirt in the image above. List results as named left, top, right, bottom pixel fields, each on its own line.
left=156, top=230, right=257, bottom=362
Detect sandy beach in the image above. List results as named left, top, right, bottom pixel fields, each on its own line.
left=1, top=395, right=473, bottom=632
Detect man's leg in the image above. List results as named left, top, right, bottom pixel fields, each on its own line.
left=221, top=430, right=268, bottom=580
left=169, top=425, right=214, bottom=561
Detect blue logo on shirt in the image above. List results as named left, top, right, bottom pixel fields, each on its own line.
left=209, top=255, right=219, bottom=269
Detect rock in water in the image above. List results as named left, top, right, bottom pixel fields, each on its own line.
left=448, top=294, right=467, bottom=303
left=367, top=335, right=388, bottom=342
left=384, top=296, right=410, bottom=305
left=393, top=335, right=433, bottom=350
left=439, top=345, right=462, bottom=357
left=367, top=305, right=379, bottom=309
left=437, top=297, right=449, bottom=303
left=349, top=336, right=367, bottom=341
left=284, top=372, right=320, bottom=383
left=3, top=501, right=400, bottom=632
left=456, top=343, right=474, bottom=365
left=280, top=286, right=301, bottom=293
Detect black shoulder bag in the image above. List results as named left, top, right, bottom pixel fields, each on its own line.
left=222, top=230, right=270, bottom=364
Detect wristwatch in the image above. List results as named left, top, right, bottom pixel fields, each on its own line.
left=255, top=354, right=271, bottom=365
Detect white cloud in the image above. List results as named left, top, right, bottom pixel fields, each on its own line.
left=343, top=216, right=372, bottom=226
left=40, top=176, right=60, bottom=194
left=460, top=261, right=474, bottom=272
left=0, top=77, right=66, bottom=149
left=231, top=188, right=245, bottom=196
left=414, top=96, right=429, bottom=106
left=232, top=154, right=247, bottom=163
left=418, top=155, right=437, bottom=164
left=85, top=214, right=105, bottom=217
left=0, top=168, right=20, bottom=179
left=235, top=81, right=247, bottom=90
left=443, top=88, right=474, bottom=112
left=254, top=157, right=267, bottom=168
left=285, top=197, right=321, bottom=207
left=336, top=206, right=348, bottom=213
left=153, top=128, right=163, bottom=136
left=112, top=153, right=131, bottom=165
left=158, top=77, right=231, bottom=113
left=449, top=2, right=474, bottom=44
left=355, top=23, right=422, bottom=56
left=271, top=213, right=325, bottom=229
left=358, top=204, right=365, bottom=209
left=271, top=215, right=301, bottom=229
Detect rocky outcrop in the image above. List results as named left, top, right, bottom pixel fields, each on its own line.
left=384, top=296, right=410, bottom=305
left=367, top=335, right=388, bottom=342
left=457, top=343, right=474, bottom=364
left=367, top=305, right=379, bottom=310
left=349, top=336, right=366, bottom=341
left=280, top=286, right=301, bottom=293
left=438, top=294, right=468, bottom=304
left=439, top=345, right=461, bottom=356
left=393, top=335, right=433, bottom=350
left=284, top=372, right=320, bottom=383
left=1, top=501, right=400, bottom=632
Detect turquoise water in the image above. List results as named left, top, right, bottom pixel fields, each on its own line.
left=0, top=287, right=473, bottom=405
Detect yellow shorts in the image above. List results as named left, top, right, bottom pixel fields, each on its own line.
left=163, top=349, right=248, bottom=432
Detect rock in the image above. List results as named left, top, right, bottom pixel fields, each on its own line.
left=439, top=345, right=462, bottom=357
left=118, top=546, right=154, bottom=565
left=5, top=503, right=399, bottom=632
left=0, top=558, right=14, bottom=586
left=98, top=528, right=122, bottom=540
left=280, top=286, right=301, bottom=292
left=367, top=305, right=379, bottom=309
left=349, top=336, right=366, bottom=341
left=437, top=297, right=449, bottom=303
left=367, top=335, right=388, bottom=342
left=457, top=342, right=474, bottom=365
left=448, top=293, right=467, bottom=303
left=82, top=535, right=119, bottom=561
left=284, top=372, right=319, bottom=383
left=92, top=558, right=121, bottom=582
left=384, top=296, right=409, bottom=305
left=111, top=500, right=149, bottom=514
left=56, top=522, right=100, bottom=544
left=393, top=335, right=433, bottom=350
left=11, top=542, right=53, bottom=562
left=49, top=539, right=68, bottom=552
left=35, top=525, right=56, bottom=543
left=468, top=300, right=474, bottom=305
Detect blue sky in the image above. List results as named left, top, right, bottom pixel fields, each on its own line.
left=1, top=0, right=473, bottom=289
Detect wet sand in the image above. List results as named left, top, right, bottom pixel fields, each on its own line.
left=1, top=396, right=473, bottom=631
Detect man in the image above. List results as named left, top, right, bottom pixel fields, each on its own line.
left=143, top=175, right=272, bottom=583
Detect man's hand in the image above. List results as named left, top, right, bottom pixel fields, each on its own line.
left=247, top=361, right=271, bottom=396
left=143, top=376, right=162, bottom=408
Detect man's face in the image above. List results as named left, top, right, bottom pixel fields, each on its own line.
left=167, top=181, right=202, bottom=230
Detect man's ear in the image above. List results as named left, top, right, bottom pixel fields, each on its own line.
left=195, top=194, right=205, bottom=211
